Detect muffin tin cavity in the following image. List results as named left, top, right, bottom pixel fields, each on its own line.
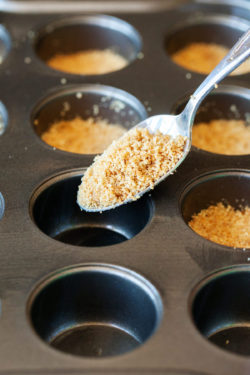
left=0, top=193, right=4, bottom=220
left=35, top=15, right=141, bottom=75
left=0, top=101, right=8, bottom=136
left=174, top=86, right=250, bottom=155
left=28, top=264, right=162, bottom=357
left=30, top=171, right=153, bottom=247
left=191, top=266, right=250, bottom=356
left=0, top=25, right=11, bottom=65
left=181, top=170, right=250, bottom=247
left=32, top=85, right=146, bottom=154
left=181, top=170, right=250, bottom=222
left=165, top=15, right=250, bottom=75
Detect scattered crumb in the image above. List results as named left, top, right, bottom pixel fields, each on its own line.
left=189, top=202, right=250, bottom=248
left=171, top=42, right=250, bottom=75
left=109, top=100, right=125, bottom=113
left=62, top=102, right=70, bottom=114
left=77, top=127, right=187, bottom=210
left=24, top=57, right=31, bottom=64
left=101, top=96, right=110, bottom=103
left=60, top=78, right=67, bottom=85
left=47, top=49, right=127, bottom=75
left=76, top=92, right=82, bottom=99
left=41, top=116, right=126, bottom=154
left=230, top=104, right=241, bottom=119
left=225, top=339, right=230, bottom=345
left=137, top=52, right=144, bottom=59
left=186, top=72, right=192, bottom=79
left=192, top=119, right=250, bottom=155
left=93, top=104, right=99, bottom=116
left=230, top=104, right=237, bottom=112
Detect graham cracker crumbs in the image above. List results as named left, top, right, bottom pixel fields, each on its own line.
left=41, top=117, right=126, bottom=154
left=192, top=119, right=250, bottom=155
left=171, top=42, right=250, bottom=75
left=189, top=202, right=250, bottom=248
left=47, top=49, right=127, bottom=75
left=77, top=127, right=187, bottom=210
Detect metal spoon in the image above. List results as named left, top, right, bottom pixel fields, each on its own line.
left=79, top=28, right=250, bottom=212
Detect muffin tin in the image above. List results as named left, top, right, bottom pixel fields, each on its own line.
left=0, top=0, right=250, bottom=374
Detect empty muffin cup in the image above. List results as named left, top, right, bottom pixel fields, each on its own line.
left=0, top=25, right=11, bottom=65
left=191, top=265, right=250, bottom=356
left=35, top=15, right=141, bottom=75
left=165, top=15, right=250, bottom=75
left=30, top=170, right=154, bottom=247
left=27, top=264, right=163, bottom=357
left=181, top=170, right=250, bottom=248
left=173, top=85, right=250, bottom=155
left=32, top=84, right=147, bottom=154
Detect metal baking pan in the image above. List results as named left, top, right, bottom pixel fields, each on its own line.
left=0, top=0, right=250, bottom=374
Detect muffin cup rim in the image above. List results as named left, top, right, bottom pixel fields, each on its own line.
left=165, top=13, right=250, bottom=38
left=189, top=264, right=250, bottom=302
left=34, top=13, right=142, bottom=46
left=26, top=262, right=163, bottom=307
left=179, top=168, right=250, bottom=205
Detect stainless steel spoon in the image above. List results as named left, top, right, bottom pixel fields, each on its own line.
left=79, top=28, right=250, bottom=212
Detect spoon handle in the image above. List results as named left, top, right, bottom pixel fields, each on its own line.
left=186, top=28, right=250, bottom=121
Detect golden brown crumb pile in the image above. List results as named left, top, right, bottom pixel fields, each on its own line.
left=192, top=119, right=250, bottom=155
left=171, top=42, right=250, bottom=75
left=41, top=117, right=126, bottom=154
left=77, top=127, right=187, bottom=210
left=47, top=49, right=127, bottom=75
left=189, top=202, right=250, bottom=248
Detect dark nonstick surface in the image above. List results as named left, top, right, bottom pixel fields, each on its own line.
left=0, top=1, right=250, bottom=374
